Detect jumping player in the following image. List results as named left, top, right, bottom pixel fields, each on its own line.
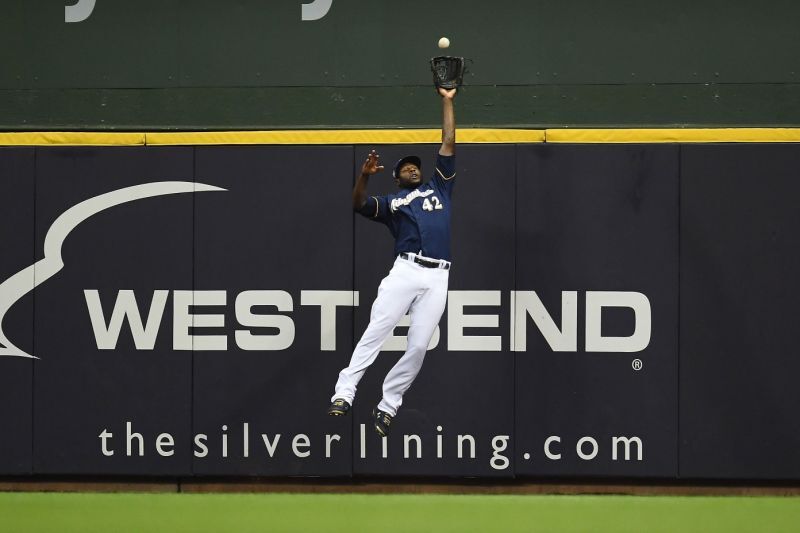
left=327, top=87, right=457, bottom=436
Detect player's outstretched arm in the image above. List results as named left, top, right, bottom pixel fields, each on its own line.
left=352, top=149, right=385, bottom=210
left=438, top=88, right=456, bottom=156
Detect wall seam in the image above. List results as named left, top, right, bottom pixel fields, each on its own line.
left=676, top=144, right=682, bottom=479
left=30, top=147, right=37, bottom=475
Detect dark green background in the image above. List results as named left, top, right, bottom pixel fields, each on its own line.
left=2, top=1, right=799, bottom=129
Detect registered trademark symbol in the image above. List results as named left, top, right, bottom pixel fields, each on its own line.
left=632, top=358, right=643, bottom=371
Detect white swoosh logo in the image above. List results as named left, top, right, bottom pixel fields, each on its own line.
left=301, top=0, right=333, bottom=21
left=65, top=0, right=97, bottom=23
left=0, top=181, right=226, bottom=359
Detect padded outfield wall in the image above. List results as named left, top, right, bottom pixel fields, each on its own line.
left=1, top=1, right=798, bottom=483
left=0, top=133, right=798, bottom=481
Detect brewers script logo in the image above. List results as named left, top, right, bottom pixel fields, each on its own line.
left=0, top=181, right=225, bottom=359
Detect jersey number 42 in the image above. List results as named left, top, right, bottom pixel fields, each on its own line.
left=422, top=196, right=444, bottom=211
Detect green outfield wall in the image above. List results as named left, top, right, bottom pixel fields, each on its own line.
left=2, top=0, right=800, bottom=130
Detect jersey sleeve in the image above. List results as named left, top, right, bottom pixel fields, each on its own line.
left=431, top=153, right=456, bottom=196
left=355, top=195, right=390, bottom=223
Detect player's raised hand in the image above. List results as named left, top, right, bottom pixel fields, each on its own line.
left=361, top=150, right=385, bottom=176
left=438, top=87, right=457, bottom=99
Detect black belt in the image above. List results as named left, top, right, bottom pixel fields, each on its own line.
left=400, top=252, right=450, bottom=270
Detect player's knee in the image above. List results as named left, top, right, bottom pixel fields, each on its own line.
left=405, top=339, right=428, bottom=354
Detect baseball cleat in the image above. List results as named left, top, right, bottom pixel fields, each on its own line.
left=327, top=398, right=351, bottom=416
left=372, top=408, right=393, bottom=437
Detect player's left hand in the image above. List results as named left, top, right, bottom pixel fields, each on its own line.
left=361, top=149, right=385, bottom=176
left=438, top=87, right=457, bottom=99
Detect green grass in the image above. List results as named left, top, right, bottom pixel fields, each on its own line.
left=1, top=492, right=799, bottom=533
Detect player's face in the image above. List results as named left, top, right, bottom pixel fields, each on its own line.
left=396, top=163, right=421, bottom=189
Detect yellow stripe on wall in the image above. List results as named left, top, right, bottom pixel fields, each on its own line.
left=545, top=128, right=800, bottom=143
left=0, top=129, right=543, bottom=146
left=0, top=132, right=145, bottom=146
left=146, top=129, right=438, bottom=145
left=463, top=129, right=546, bottom=143
left=144, top=129, right=545, bottom=145
left=3, top=129, right=800, bottom=146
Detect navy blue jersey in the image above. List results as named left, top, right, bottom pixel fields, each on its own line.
left=357, top=153, right=456, bottom=261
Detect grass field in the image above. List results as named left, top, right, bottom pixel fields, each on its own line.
left=2, top=492, right=800, bottom=532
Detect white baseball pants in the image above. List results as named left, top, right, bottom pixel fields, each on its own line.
left=332, top=254, right=449, bottom=416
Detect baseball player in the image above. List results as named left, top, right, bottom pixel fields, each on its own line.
left=327, top=87, right=457, bottom=436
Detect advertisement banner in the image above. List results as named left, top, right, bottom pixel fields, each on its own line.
left=0, top=143, right=797, bottom=480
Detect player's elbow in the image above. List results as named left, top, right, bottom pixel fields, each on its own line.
left=352, top=191, right=366, bottom=211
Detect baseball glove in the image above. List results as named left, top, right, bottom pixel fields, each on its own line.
left=430, top=56, right=466, bottom=90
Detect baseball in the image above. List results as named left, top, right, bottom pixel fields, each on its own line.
left=438, top=37, right=450, bottom=49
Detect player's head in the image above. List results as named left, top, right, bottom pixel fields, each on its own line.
left=393, top=155, right=422, bottom=189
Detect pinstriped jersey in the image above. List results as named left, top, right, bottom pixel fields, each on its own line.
left=357, top=153, right=456, bottom=261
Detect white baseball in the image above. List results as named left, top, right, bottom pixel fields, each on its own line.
left=438, top=37, right=450, bottom=49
